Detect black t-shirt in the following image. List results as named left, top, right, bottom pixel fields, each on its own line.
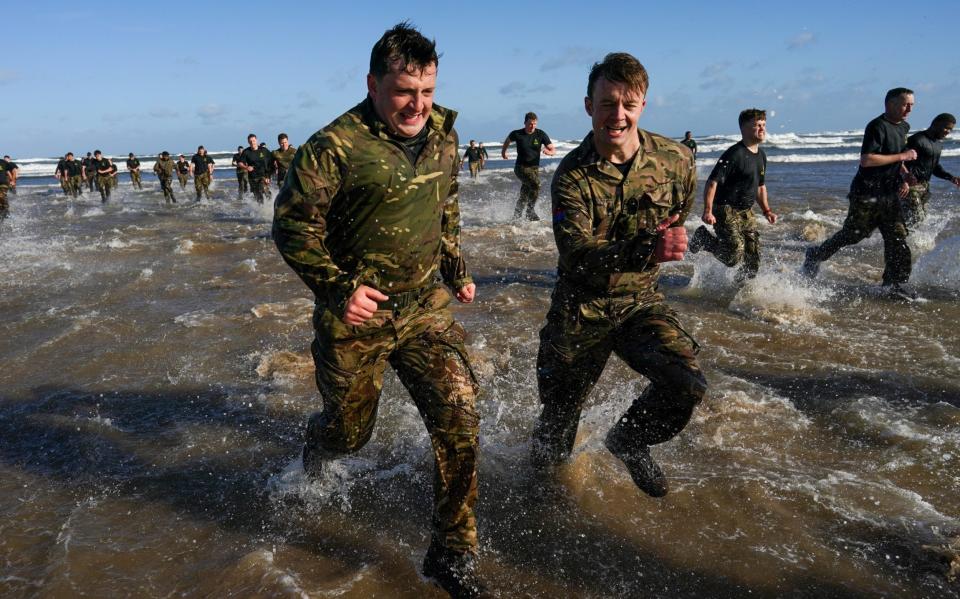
left=508, top=128, right=552, bottom=167
left=707, top=141, right=766, bottom=211
left=232, top=152, right=245, bottom=171
left=127, top=158, right=140, bottom=170
left=176, top=160, right=190, bottom=174
left=191, top=154, right=214, bottom=175
left=62, top=160, right=82, bottom=177
left=56, top=159, right=66, bottom=175
left=240, top=146, right=271, bottom=177
left=906, top=131, right=953, bottom=183
left=96, top=158, right=111, bottom=175
left=0, top=159, right=12, bottom=184
left=109, top=164, right=118, bottom=175
left=385, top=127, right=429, bottom=164
left=464, top=146, right=482, bottom=163
left=83, top=157, right=96, bottom=173
left=850, top=115, right=909, bottom=195
left=681, top=138, right=697, bottom=156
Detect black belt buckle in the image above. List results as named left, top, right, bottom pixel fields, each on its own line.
left=387, top=287, right=423, bottom=314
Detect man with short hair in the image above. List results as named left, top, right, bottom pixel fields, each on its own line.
left=108, top=159, right=119, bottom=191
left=273, top=22, right=485, bottom=598
left=502, top=112, right=555, bottom=220
left=190, top=146, right=215, bottom=201
left=232, top=145, right=248, bottom=200
left=83, top=152, right=97, bottom=192
left=127, top=153, right=143, bottom=190
left=238, top=135, right=271, bottom=203
left=902, top=113, right=959, bottom=226
left=802, top=87, right=918, bottom=299
left=681, top=131, right=697, bottom=160
left=175, top=154, right=190, bottom=189
left=54, top=155, right=69, bottom=195
left=689, top=109, right=777, bottom=282
left=477, top=143, right=488, bottom=170
left=62, top=152, right=84, bottom=198
left=272, top=133, right=297, bottom=187
left=93, top=151, right=112, bottom=202
left=463, top=140, right=482, bottom=178
left=153, top=151, right=177, bottom=203
left=534, top=52, right=707, bottom=501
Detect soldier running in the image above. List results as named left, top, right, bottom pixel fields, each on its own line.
left=232, top=145, right=248, bottom=200
left=901, top=113, right=959, bottom=226
left=190, top=145, right=215, bottom=201
left=127, top=153, right=143, bottom=189
left=153, top=151, right=177, bottom=203
left=502, top=112, right=555, bottom=220
left=272, top=133, right=297, bottom=187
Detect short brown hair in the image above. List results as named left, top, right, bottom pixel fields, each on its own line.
left=587, top=52, right=649, bottom=99
left=369, top=21, right=438, bottom=80
left=524, top=112, right=538, bottom=123
left=738, top=108, right=766, bottom=127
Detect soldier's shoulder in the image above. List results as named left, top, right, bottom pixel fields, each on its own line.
left=305, top=104, right=366, bottom=156
left=645, top=130, right=695, bottom=170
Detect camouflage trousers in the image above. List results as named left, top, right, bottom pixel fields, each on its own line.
left=808, top=193, right=911, bottom=285
left=468, top=161, right=479, bottom=178
left=534, top=283, right=707, bottom=465
left=697, top=204, right=760, bottom=281
left=513, top=165, right=541, bottom=219
left=250, top=176, right=266, bottom=204
left=0, top=184, right=8, bottom=216
left=194, top=172, right=211, bottom=200
left=177, top=172, right=188, bottom=189
left=307, top=285, right=481, bottom=553
left=66, top=176, right=83, bottom=198
left=97, top=175, right=112, bottom=202
left=86, top=175, right=95, bottom=192
left=129, top=171, right=142, bottom=189
left=159, top=176, right=176, bottom=202
left=276, top=167, right=288, bottom=188
left=236, top=170, right=248, bottom=197
left=902, top=181, right=930, bottom=228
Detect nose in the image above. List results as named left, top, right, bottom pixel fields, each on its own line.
left=410, top=92, right=426, bottom=113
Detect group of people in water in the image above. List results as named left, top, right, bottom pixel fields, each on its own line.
left=2, top=20, right=957, bottom=598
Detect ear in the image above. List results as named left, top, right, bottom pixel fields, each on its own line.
left=366, top=73, right=377, bottom=99
left=584, top=96, right=593, bottom=117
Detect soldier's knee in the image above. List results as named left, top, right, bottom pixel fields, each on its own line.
left=666, top=365, right=707, bottom=410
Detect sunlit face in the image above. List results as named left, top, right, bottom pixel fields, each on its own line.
left=248, top=136, right=258, bottom=150
left=886, top=94, right=914, bottom=122
left=585, top=78, right=646, bottom=152
left=524, top=118, right=537, bottom=134
left=279, top=139, right=290, bottom=150
left=367, top=62, right=436, bottom=138
left=742, top=118, right=766, bottom=144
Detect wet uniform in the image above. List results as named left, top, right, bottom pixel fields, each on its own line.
left=0, top=158, right=12, bottom=216
left=903, top=131, right=957, bottom=226
left=239, top=146, right=271, bottom=203
left=176, top=160, right=190, bottom=189
left=508, top=127, right=552, bottom=219
left=272, top=146, right=297, bottom=187
left=232, top=151, right=248, bottom=198
left=694, top=141, right=767, bottom=280
left=681, top=137, right=697, bottom=160
left=534, top=130, right=707, bottom=477
left=109, top=163, right=119, bottom=190
left=154, top=158, right=177, bottom=203
left=273, top=97, right=479, bottom=557
left=127, top=158, right=143, bottom=189
left=807, top=115, right=912, bottom=286
left=464, top=146, right=482, bottom=178
left=191, top=153, right=215, bottom=200
left=62, top=159, right=84, bottom=197
left=55, top=158, right=68, bottom=194
left=83, top=157, right=97, bottom=191
left=95, top=158, right=113, bottom=202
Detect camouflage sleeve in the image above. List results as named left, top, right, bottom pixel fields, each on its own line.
left=272, top=137, right=369, bottom=315
left=440, top=131, right=472, bottom=290
left=552, top=168, right=657, bottom=275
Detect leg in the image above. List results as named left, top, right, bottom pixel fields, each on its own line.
left=807, top=195, right=879, bottom=263
left=194, top=175, right=203, bottom=201
left=879, top=197, right=912, bottom=286
left=701, top=205, right=746, bottom=268
left=737, top=210, right=760, bottom=281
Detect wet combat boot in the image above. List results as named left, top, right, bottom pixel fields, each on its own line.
left=605, top=427, right=669, bottom=498
left=422, top=543, right=490, bottom=599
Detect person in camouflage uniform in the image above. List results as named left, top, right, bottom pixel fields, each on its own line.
left=175, top=155, right=190, bottom=189
left=82, top=153, right=97, bottom=193
left=273, top=23, right=487, bottom=599
left=272, top=133, right=297, bottom=187
left=462, top=140, right=482, bottom=179
left=127, top=153, right=143, bottom=190
left=231, top=146, right=248, bottom=200
left=190, top=145, right=215, bottom=201
left=153, top=152, right=177, bottom=203
left=54, top=155, right=69, bottom=195
left=534, top=53, right=707, bottom=500
left=238, top=135, right=272, bottom=204
left=688, top=109, right=777, bottom=282
left=92, top=151, right=113, bottom=203
left=62, top=152, right=84, bottom=198
left=803, top=88, right=919, bottom=299
left=902, top=113, right=959, bottom=227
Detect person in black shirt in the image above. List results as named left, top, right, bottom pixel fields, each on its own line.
left=462, top=140, right=482, bottom=178
left=83, top=153, right=97, bottom=192
left=902, top=113, right=959, bottom=226
left=127, top=153, right=143, bottom=190
left=92, top=150, right=113, bottom=202
left=478, top=143, right=488, bottom=170
left=689, top=109, right=777, bottom=282
left=55, top=155, right=69, bottom=195
left=803, top=87, right=918, bottom=299
left=681, top=131, right=697, bottom=160
left=3, top=156, right=17, bottom=195
left=175, top=155, right=190, bottom=189
left=190, top=145, right=215, bottom=201
left=61, top=153, right=84, bottom=198
left=501, top=111, right=555, bottom=220
left=231, top=145, right=248, bottom=200
left=239, top=134, right=271, bottom=203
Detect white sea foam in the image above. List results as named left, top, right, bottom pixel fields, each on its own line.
left=913, top=234, right=960, bottom=290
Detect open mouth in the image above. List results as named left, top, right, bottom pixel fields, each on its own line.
left=605, top=125, right=628, bottom=135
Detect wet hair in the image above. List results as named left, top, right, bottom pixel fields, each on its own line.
left=198, top=145, right=205, bottom=151
left=524, top=112, right=538, bottom=123
left=587, top=52, right=649, bottom=100
left=259, top=143, right=267, bottom=149
left=94, top=150, right=102, bottom=156
left=469, top=139, right=475, bottom=144
left=738, top=108, right=766, bottom=127
left=161, top=151, right=170, bottom=158
left=86, top=152, right=92, bottom=157
left=237, top=146, right=243, bottom=151
left=932, top=113, right=956, bottom=127
left=885, top=87, right=914, bottom=103
left=369, top=21, right=438, bottom=80
left=128, top=152, right=134, bottom=157
left=278, top=133, right=288, bottom=142
left=247, top=133, right=257, bottom=141
left=66, top=152, right=74, bottom=158
left=685, top=131, right=692, bottom=137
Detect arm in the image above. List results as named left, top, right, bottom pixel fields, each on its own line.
left=501, top=136, right=511, bottom=160
left=702, top=180, right=718, bottom=225
left=543, top=143, right=556, bottom=157
left=208, top=160, right=215, bottom=176
left=440, top=135, right=474, bottom=302
left=860, top=150, right=916, bottom=167
left=756, top=185, right=777, bottom=224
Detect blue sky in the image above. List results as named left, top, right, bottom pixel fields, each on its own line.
left=5, top=1, right=958, bottom=157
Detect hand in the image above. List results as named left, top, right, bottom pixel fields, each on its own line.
left=897, top=181, right=909, bottom=199
left=501, top=151, right=508, bottom=160
left=343, top=285, right=389, bottom=326
left=901, top=149, right=918, bottom=161
left=456, top=283, right=476, bottom=303
left=952, top=177, right=960, bottom=188
left=653, top=214, right=687, bottom=262
left=763, top=210, right=778, bottom=224
left=701, top=210, right=716, bottom=225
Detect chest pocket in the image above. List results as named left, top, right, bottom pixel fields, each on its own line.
left=611, top=180, right=676, bottom=240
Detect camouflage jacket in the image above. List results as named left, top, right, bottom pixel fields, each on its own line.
left=153, top=158, right=175, bottom=179
left=273, top=97, right=471, bottom=314
left=272, top=146, right=297, bottom=171
left=551, top=130, right=696, bottom=298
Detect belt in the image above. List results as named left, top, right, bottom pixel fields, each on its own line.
left=385, top=286, right=428, bottom=312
